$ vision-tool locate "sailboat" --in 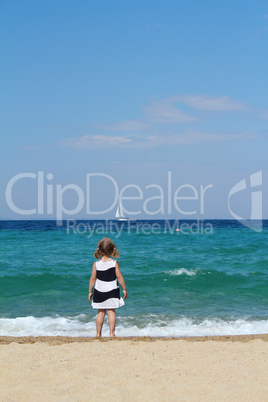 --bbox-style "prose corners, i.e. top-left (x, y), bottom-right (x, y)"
top-left (115, 202), bottom-right (129, 221)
